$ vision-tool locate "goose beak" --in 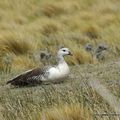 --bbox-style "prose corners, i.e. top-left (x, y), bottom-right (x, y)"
top-left (68, 51), bottom-right (73, 56)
